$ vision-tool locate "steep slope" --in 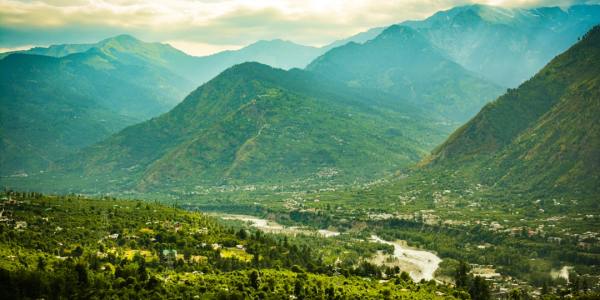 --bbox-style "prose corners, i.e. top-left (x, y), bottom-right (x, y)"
top-left (0, 35), bottom-right (333, 177)
top-left (0, 54), bottom-right (135, 175)
top-left (428, 25), bottom-right (600, 196)
top-left (402, 4), bottom-right (600, 87)
top-left (25, 63), bottom-right (450, 193)
top-left (307, 25), bottom-right (503, 123)
top-left (0, 42), bottom-right (192, 175)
